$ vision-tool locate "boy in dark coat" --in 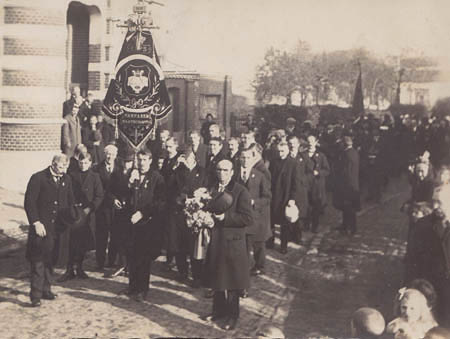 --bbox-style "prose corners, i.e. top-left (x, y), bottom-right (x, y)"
top-left (126, 149), bottom-right (166, 301)
top-left (59, 152), bottom-right (104, 281)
